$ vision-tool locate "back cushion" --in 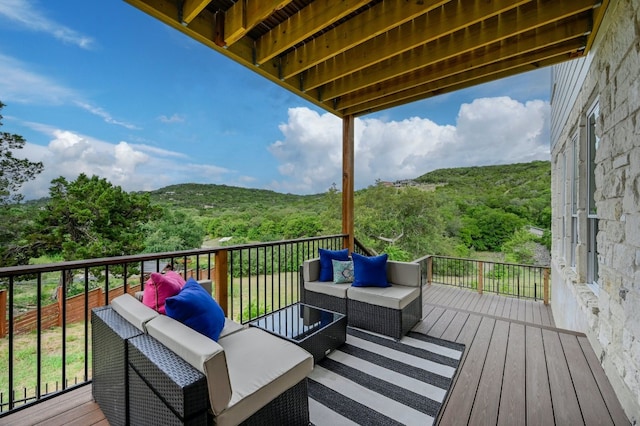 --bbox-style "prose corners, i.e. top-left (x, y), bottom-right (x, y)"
top-left (142, 271), bottom-right (185, 314)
